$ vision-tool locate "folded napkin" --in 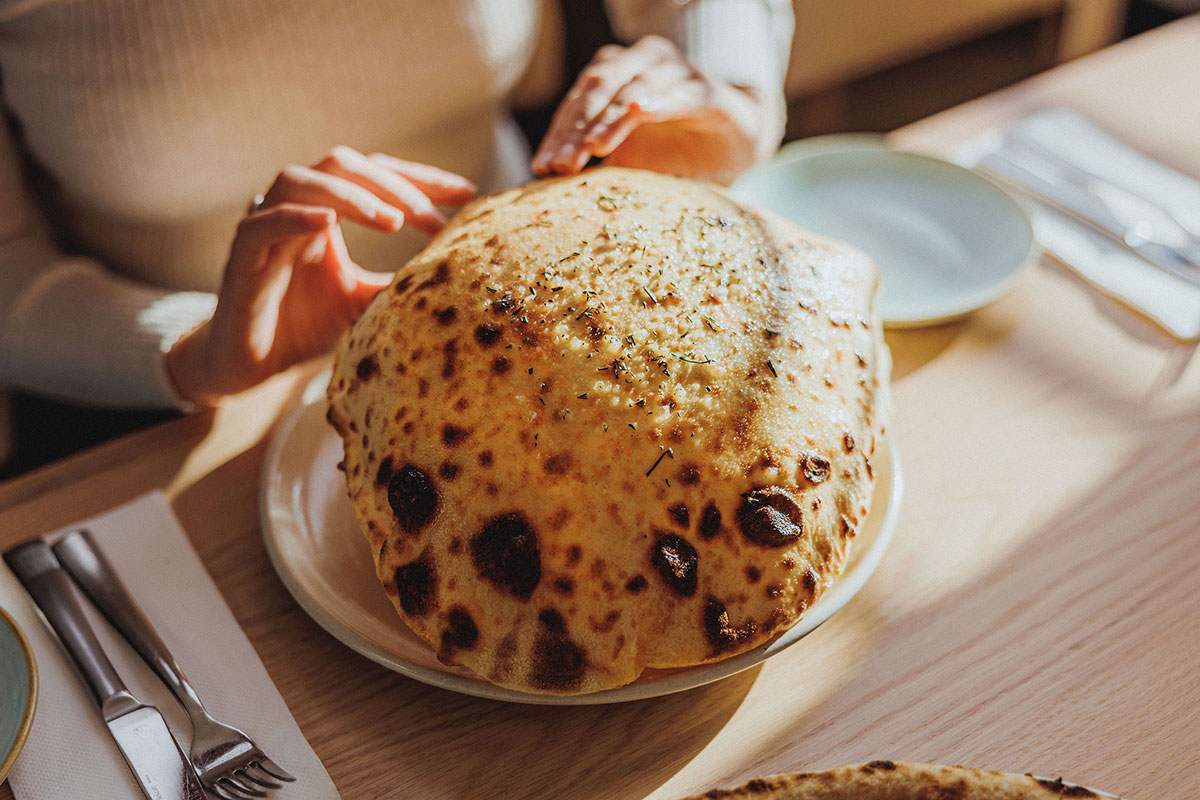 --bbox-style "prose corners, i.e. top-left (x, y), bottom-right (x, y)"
top-left (955, 107), bottom-right (1200, 339)
top-left (0, 492), bottom-right (339, 799)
